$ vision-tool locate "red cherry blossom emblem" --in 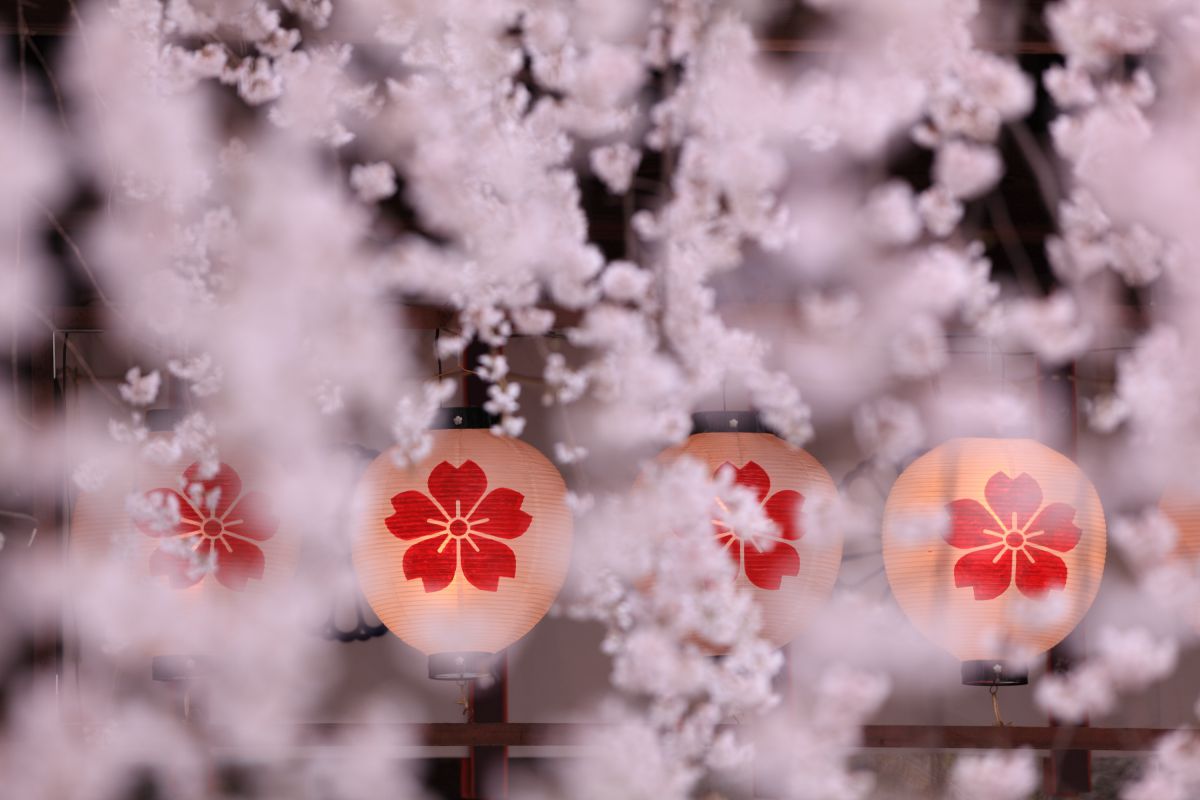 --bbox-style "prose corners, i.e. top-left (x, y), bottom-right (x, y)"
top-left (385, 460), bottom-right (532, 593)
top-left (135, 463), bottom-right (279, 591)
top-left (945, 471), bottom-right (1082, 600)
top-left (712, 461), bottom-right (804, 591)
